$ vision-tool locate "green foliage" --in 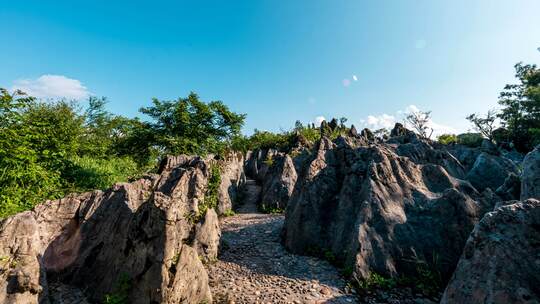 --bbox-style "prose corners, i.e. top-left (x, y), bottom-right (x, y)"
top-left (63, 156), bottom-right (140, 191)
top-left (260, 203), bottom-right (284, 214)
top-left (355, 272), bottom-right (398, 291)
top-left (497, 62), bottom-right (540, 152)
top-left (263, 154), bottom-right (274, 167)
top-left (456, 133), bottom-right (484, 147)
top-left (0, 89), bottom-right (247, 219)
top-left (138, 92), bottom-right (246, 157)
top-left (197, 164), bottom-right (221, 221)
top-left (222, 209), bottom-right (236, 217)
top-left (437, 134), bottom-right (458, 145)
top-left (104, 273), bottom-right (131, 304)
